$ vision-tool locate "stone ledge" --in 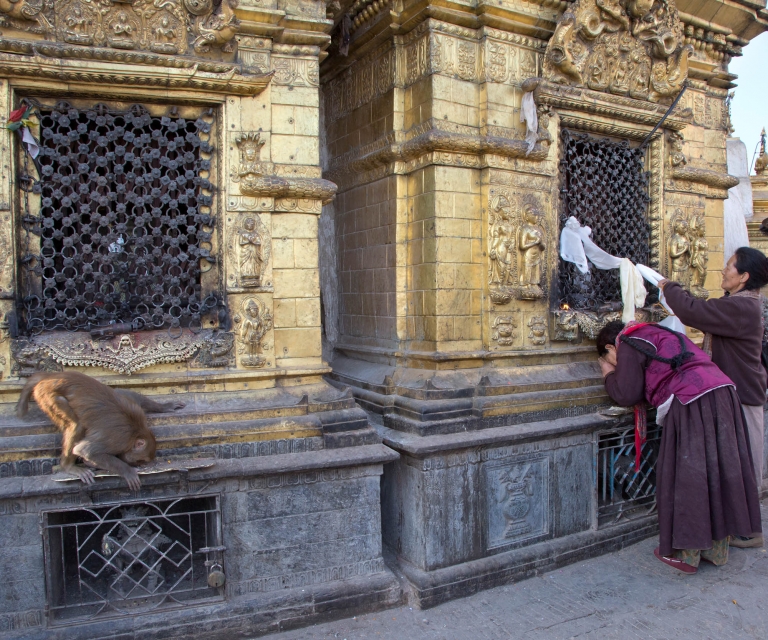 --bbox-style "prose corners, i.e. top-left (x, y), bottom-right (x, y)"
top-left (0, 444), bottom-right (400, 501)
